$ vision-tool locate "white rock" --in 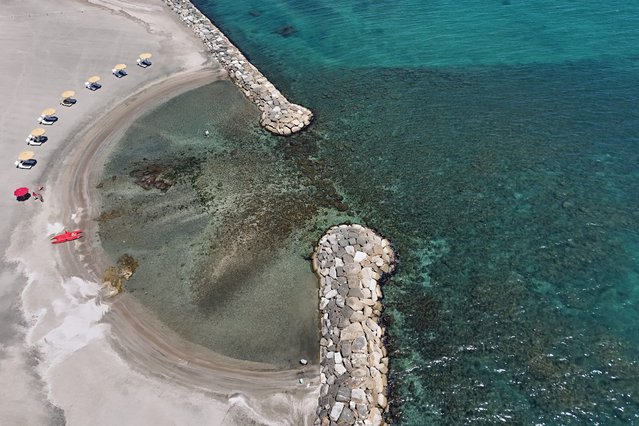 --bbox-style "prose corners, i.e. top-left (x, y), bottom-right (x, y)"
top-left (329, 266), bottom-right (337, 279)
top-left (368, 407), bottom-right (383, 426)
top-left (345, 245), bottom-right (355, 255)
top-left (372, 372), bottom-right (384, 395)
top-left (377, 393), bottom-right (388, 409)
top-left (361, 267), bottom-right (373, 279)
top-left (351, 388), bottom-right (367, 403)
top-left (350, 353), bottom-right (368, 368)
top-left (325, 289), bottom-right (338, 299)
top-left (335, 257), bottom-right (344, 267)
top-left (334, 363), bottom-right (347, 376)
top-left (334, 351), bottom-right (343, 364)
top-left (351, 368), bottom-right (368, 379)
top-left (353, 251), bottom-right (368, 263)
top-left (367, 278), bottom-right (377, 292)
top-left (346, 297), bottom-right (364, 311)
top-left (330, 402), bottom-right (345, 422)
top-left (350, 311), bottom-right (367, 323)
